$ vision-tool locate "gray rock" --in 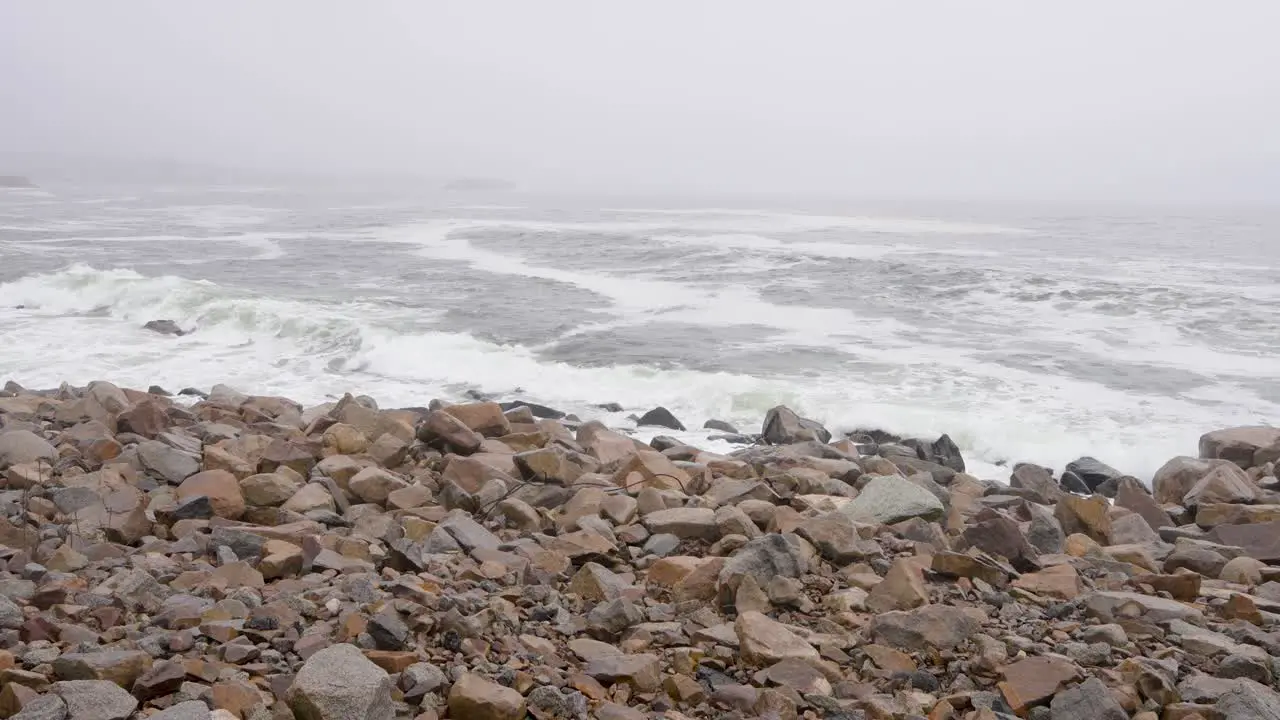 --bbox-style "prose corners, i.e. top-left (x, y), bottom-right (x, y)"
top-left (717, 533), bottom-right (808, 609)
top-left (10, 695), bottom-right (68, 720)
top-left (1065, 456), bottom-right (1124, 492)
top-left (439, 513), bottom-right (500, 551)
top-left (637, 407), bottom-right (685, 431)
top-left (1216, 677), bottom-right (1280, 719)
top-left (137, 440), bottom-right (200, 485)
top-left (1049, 678), bottom-right (1126, 720)
top-left (1027, 503), bottom-right (1066, 555)
top-left (288, 643), bottom-right (393, 720)
top-left (0, 593), bottom-right (24, 629)
top-left (761, 406), bottom-right (830, 445)
top-left (0, 429), bottom-right (56, 470)
top-left (51, 680), bottom-right (138, 720)
top-left (704, 419), bottom-right (739, 434)
top-left (400, 663), bottom-right (447, 701)
top-left (147, 701), bottom-right (212, 720)
top-left (841, 475), bottom-right (944, 525)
